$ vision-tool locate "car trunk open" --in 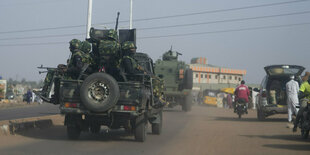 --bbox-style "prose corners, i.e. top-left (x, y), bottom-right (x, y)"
top-left (264, 65), bottom-right (305, 76)
top-left (266, 75), bottom-right (302, 106)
